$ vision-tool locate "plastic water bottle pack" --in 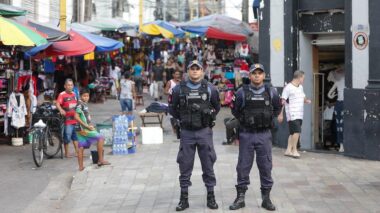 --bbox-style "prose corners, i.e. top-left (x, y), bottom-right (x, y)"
top-left (112, 115), bottom-right (135, 155)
